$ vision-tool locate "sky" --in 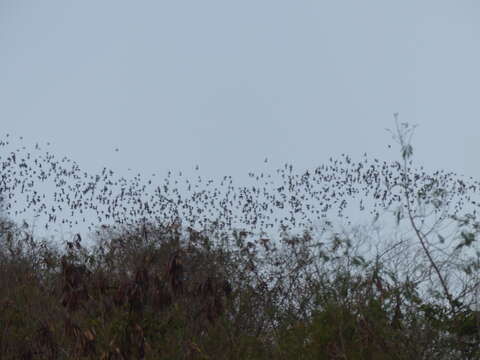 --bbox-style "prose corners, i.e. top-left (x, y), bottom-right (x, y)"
top-left (1, 1), bottom-right (480, 242)
top-left (1, 0), bottom-right (479, 179)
